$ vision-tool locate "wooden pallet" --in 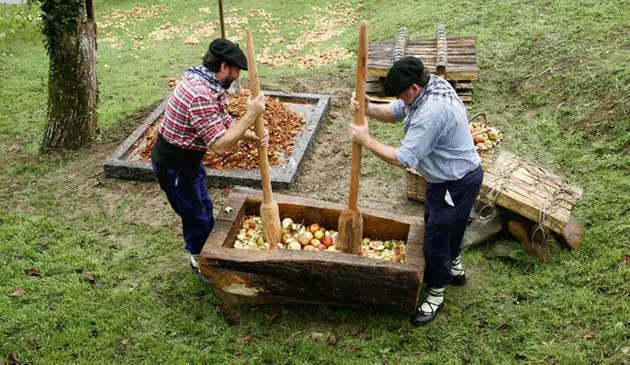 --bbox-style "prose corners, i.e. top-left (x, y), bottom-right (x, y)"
top-left (481, 150), bottom-right (583, 234)
top-left (367, 25), bottom-right (479, 104)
